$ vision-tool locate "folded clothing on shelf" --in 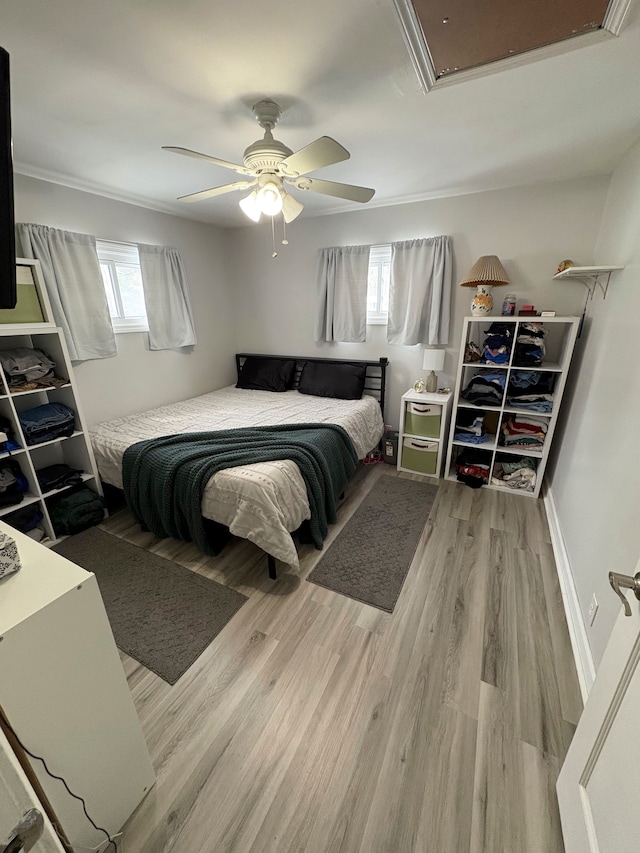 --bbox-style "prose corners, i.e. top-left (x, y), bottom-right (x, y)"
top-left (0, 460), bottom-right (29, 507)
top-left (0, 347), bottom-right (57, 386)
top-left (491, 457), bottom-right (537, 492)
top-left (454, 408), bottom-right (487, 444)
top-left (455, 447), bottom-right (491, 488)
top-left (5, 503), bottom-right (43, 533)
top-left (500, 414), bottom-right (548, 450)
top-left (461, 371), bottom-right (506, 407)
top-left (0, 414), bottom-right (21, 453)
top-left (36, 463), bottom-right (84, 493)
top-left (482, 322), bottom-right (514, 365)
top-left (48, 486), bottom-right (105, 536)
top-left (18, 402), bottom-right (76, 446)
top-left (507, 371), bottom-right (555, 413)
top-left (513, 322), bottom-right (547, 366)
